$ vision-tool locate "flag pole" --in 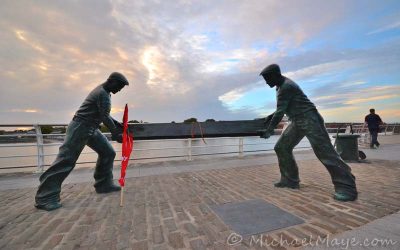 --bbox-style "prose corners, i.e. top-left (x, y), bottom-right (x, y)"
top-left (120, 187), bottom-right (124, 207)
top-left (119, 104), bottom-right (133, 208)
